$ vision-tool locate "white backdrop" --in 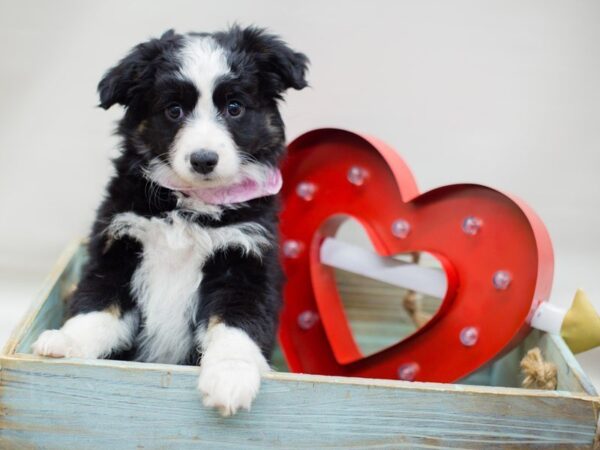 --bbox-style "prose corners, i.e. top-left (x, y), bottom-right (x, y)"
top-left (1, 0), bottom-right (599, 383)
